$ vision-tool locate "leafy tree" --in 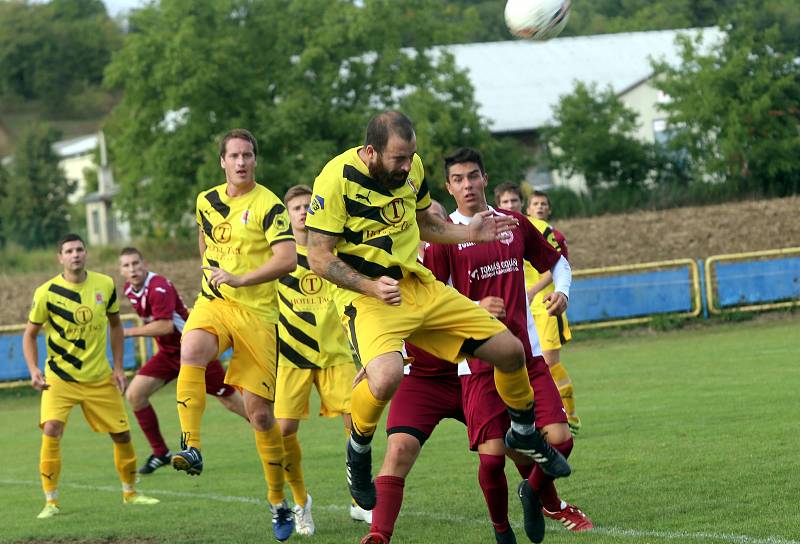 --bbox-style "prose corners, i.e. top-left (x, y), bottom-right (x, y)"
top-left (0, 124), bottom-right (74, 248)
top-left (543, 82), bottom-right (654, 192)
top-left (0, 0), bottom-right (122, 111)
top-left (652, 18), bottom-right (800, 196)
top-left (104, 0), bottom-right (531, 235)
